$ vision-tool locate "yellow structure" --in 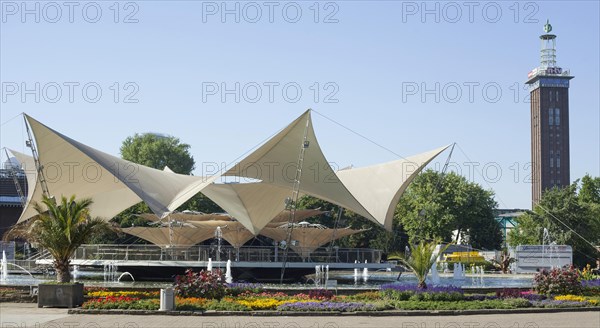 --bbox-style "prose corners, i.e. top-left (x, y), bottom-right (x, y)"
top-left (443, 251), bottom-right (485, 264)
